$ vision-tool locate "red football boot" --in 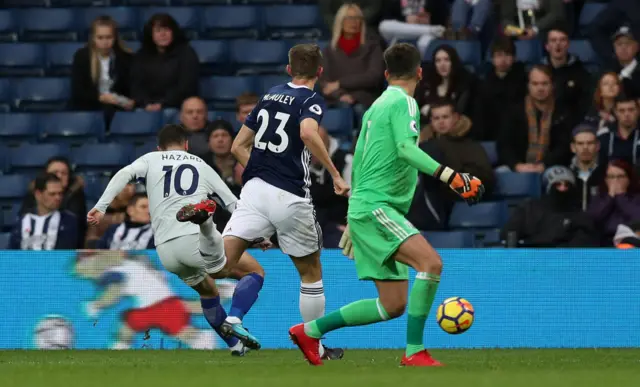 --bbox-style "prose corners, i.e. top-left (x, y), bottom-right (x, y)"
top-left (176, 199), bottom-right (217, 225)
top-left (289, 323), bottom-right (323, 366)
top-left (400, 350), bottom-right (444, 367)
